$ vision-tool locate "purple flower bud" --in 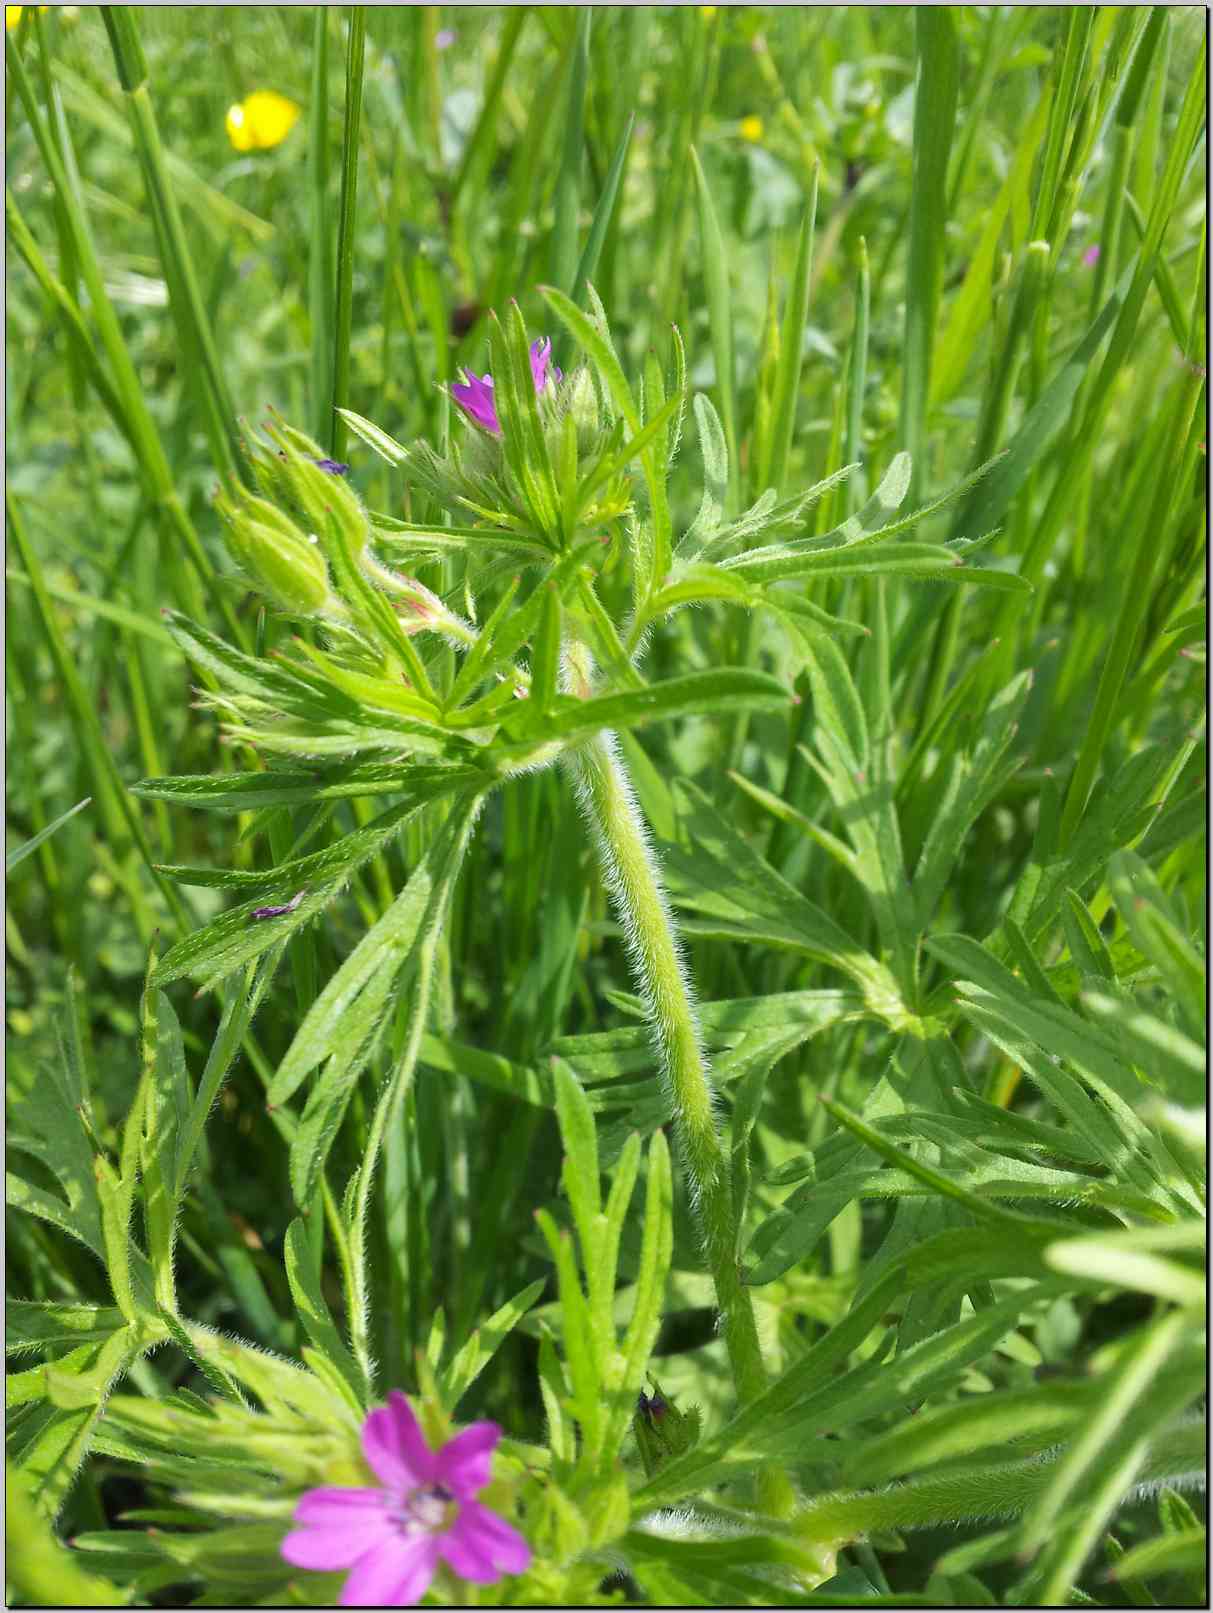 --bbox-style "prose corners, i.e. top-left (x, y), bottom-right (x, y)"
top-left (450, 371), bottom-right (501, 435)
top-left (451, 336), bottom-right (560, 435)
top-left (528, 336), bottom-right (562, 392)
top-left (637, 1390), bottom-right (668, 1422)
